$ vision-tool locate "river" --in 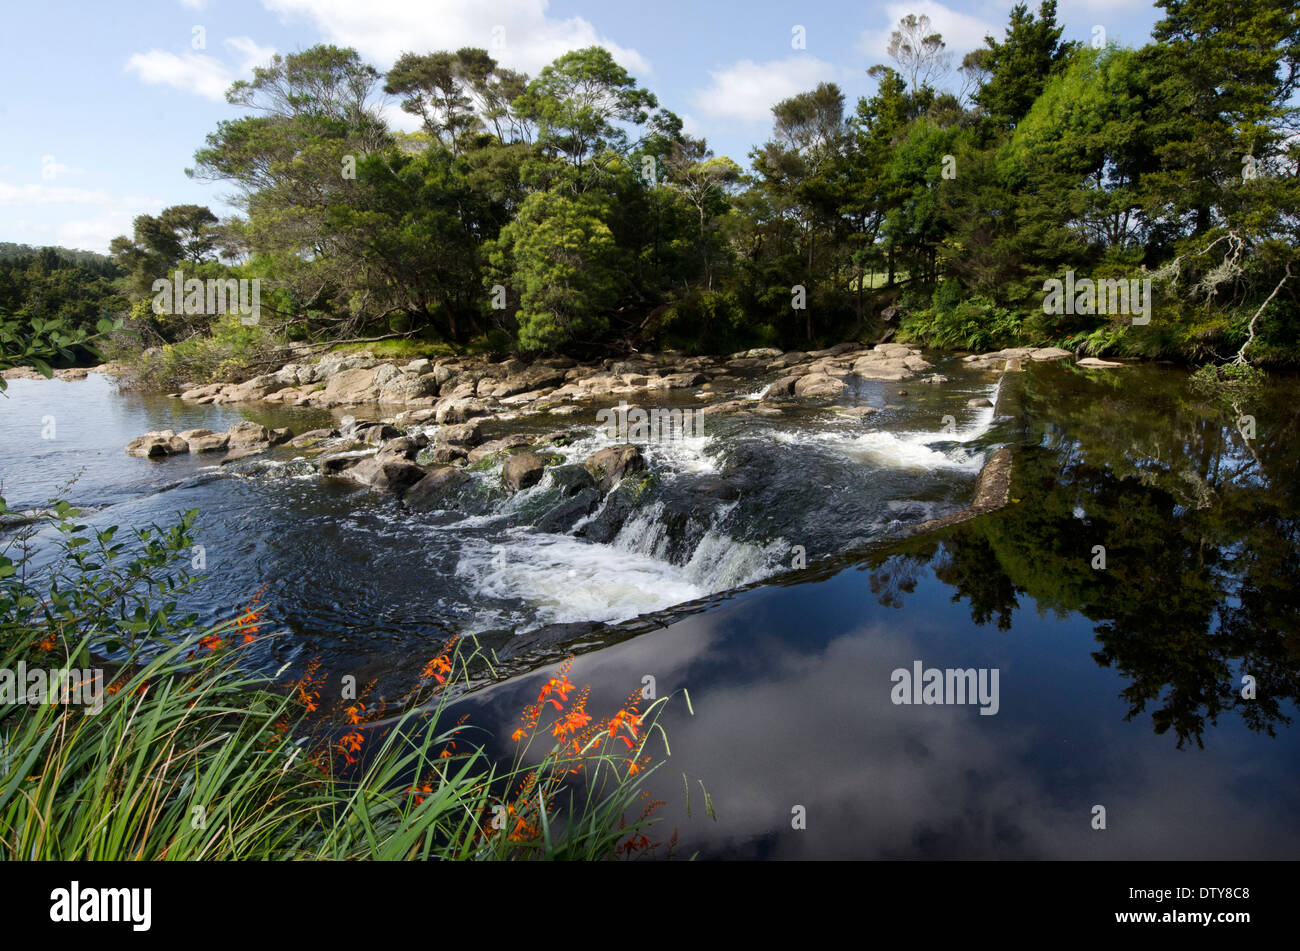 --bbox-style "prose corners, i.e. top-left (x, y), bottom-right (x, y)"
top-left (2, 356), bottom-right (1297, 858)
